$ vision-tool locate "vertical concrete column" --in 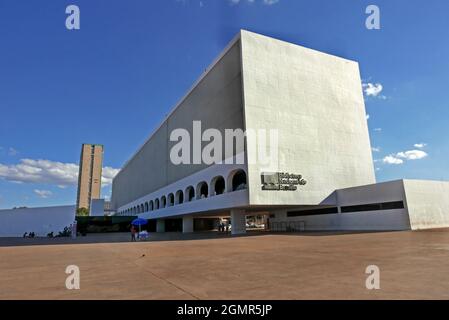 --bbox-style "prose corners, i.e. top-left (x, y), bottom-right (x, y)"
top-left (231, 209), bottom-right (246, 235)
top-left (209, 183), bottom-right (215, 197)
top-left (156, 219), bottom-right (165, 233)
top-left (182, 216), bottom-right (194, 233)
